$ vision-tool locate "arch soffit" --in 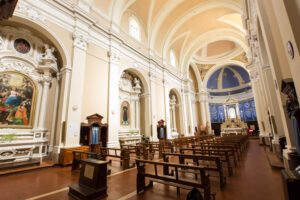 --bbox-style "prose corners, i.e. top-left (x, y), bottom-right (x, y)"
top-left (169, 88), bottom-right (182, 103)
top-left (202, 61), bottom-right (248, 92)
top-left (119, 67), bottom-right (149, 94)
top-left (11, 16), bottom-right (70, 68)
top-left (181, 28), bottom-right (249, 74)
top-left (159, 0), bottom-right (242, 56)
top-left (190, 62), bottom-right (203, 89)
